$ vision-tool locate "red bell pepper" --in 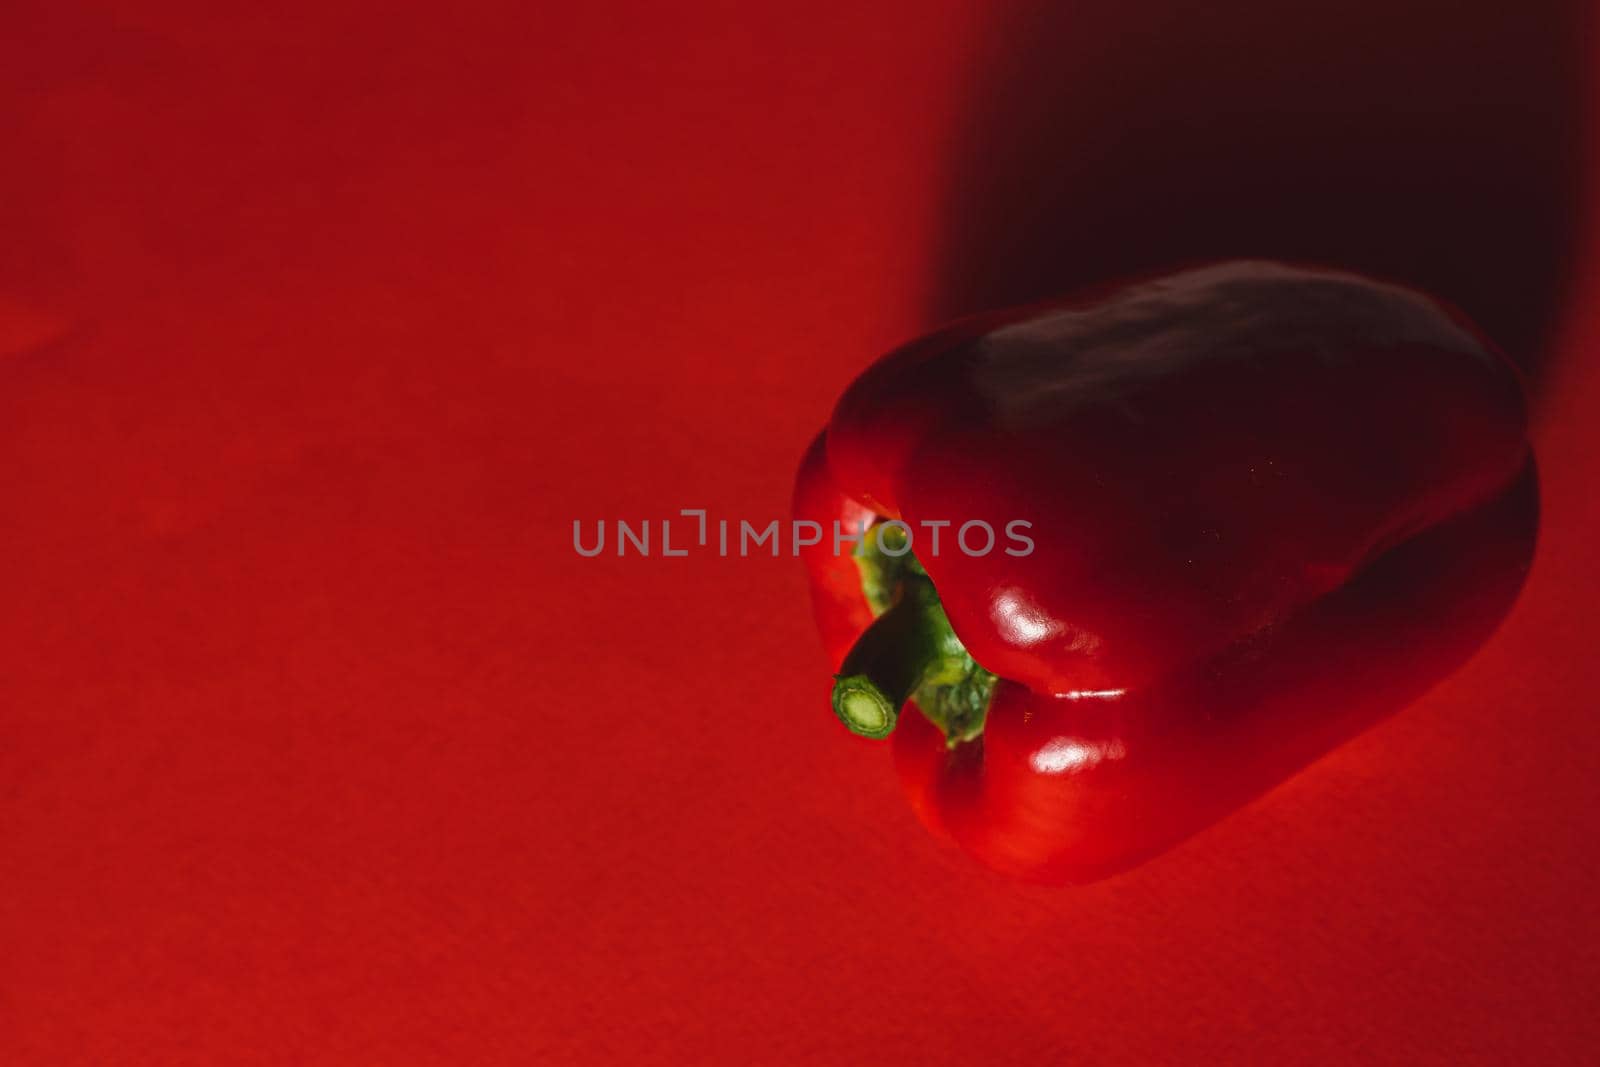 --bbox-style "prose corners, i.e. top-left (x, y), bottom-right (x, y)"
top-left (795, 261), bottom-right (1536, 883)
